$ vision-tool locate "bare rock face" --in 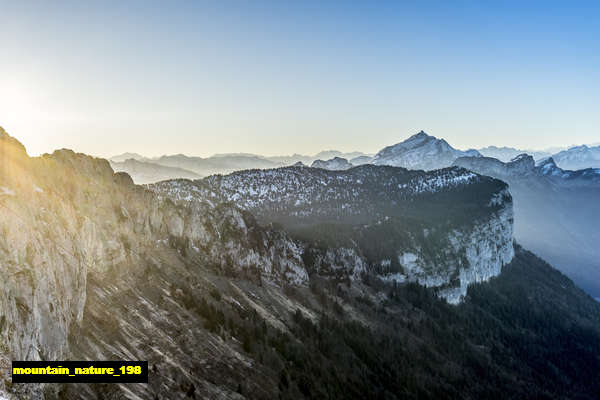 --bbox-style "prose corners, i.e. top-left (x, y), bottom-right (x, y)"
top-left (440, 197), bottom-right (514, 303)
top-left (0, 128), bottom-right (310, 396)
top-left (0, 167), bottom-right (123, 364)
top-left (372, 188), bottom-right (514, 304)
